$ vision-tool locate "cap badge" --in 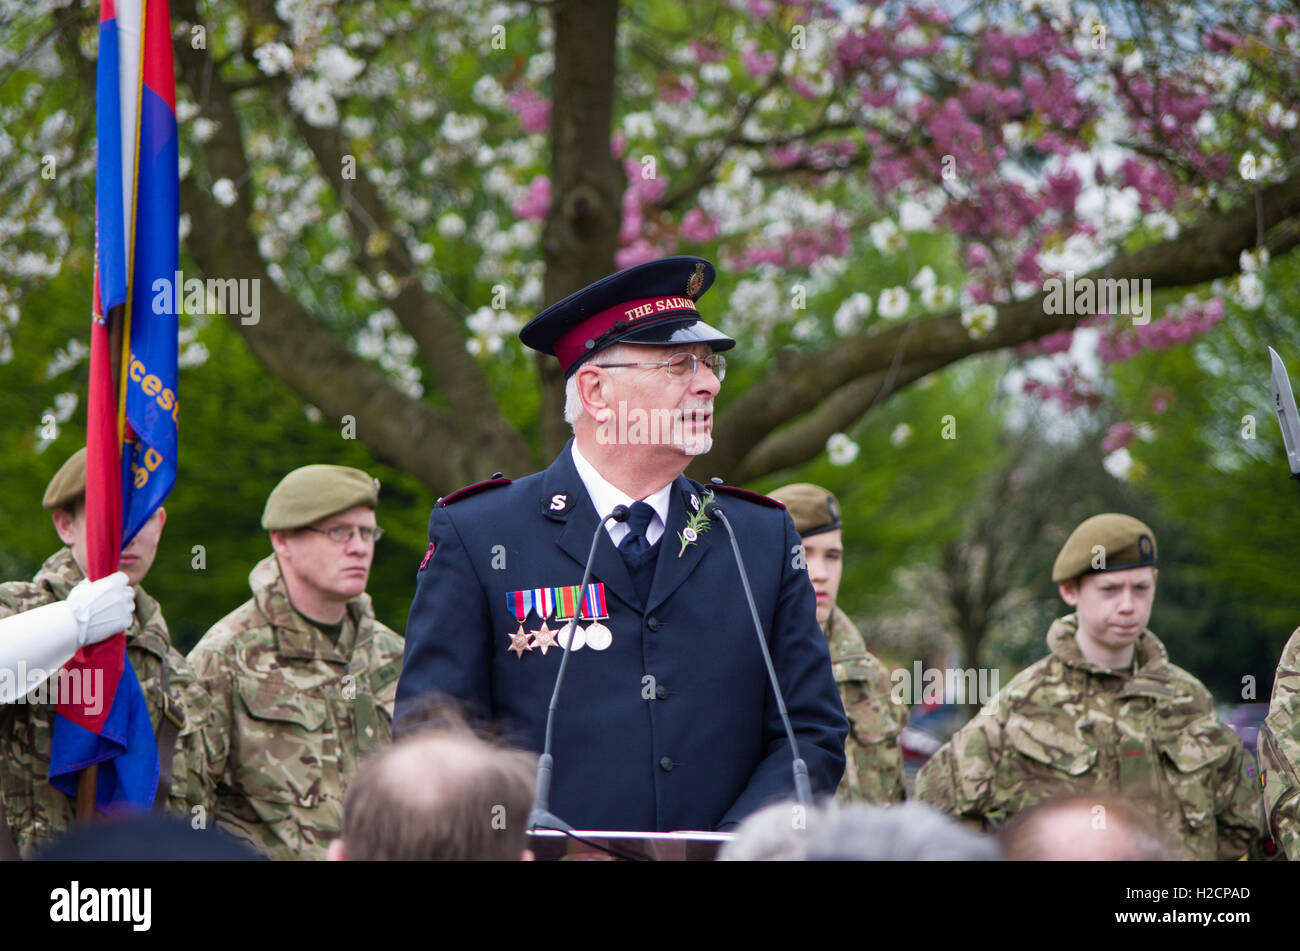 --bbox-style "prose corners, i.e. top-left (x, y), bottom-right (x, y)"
top-left (827, 496), bottom-right (840, 522)
top-left (1139, 535), bottom-right (1153, 558)
top-left (686, 262), bottom-right (705, 299)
